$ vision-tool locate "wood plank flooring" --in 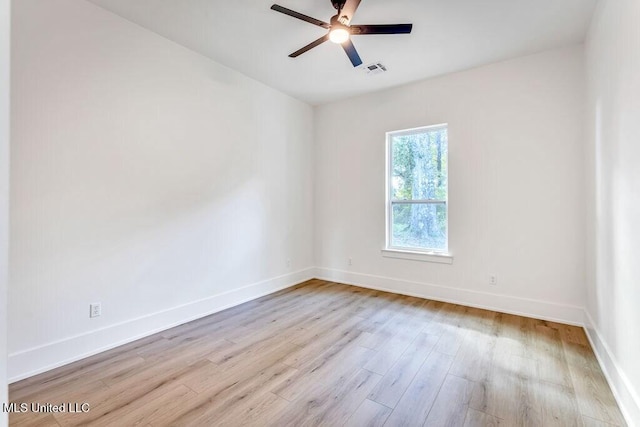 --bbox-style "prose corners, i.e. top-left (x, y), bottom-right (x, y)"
top-left (8, 280), bottom-right (626, 426)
